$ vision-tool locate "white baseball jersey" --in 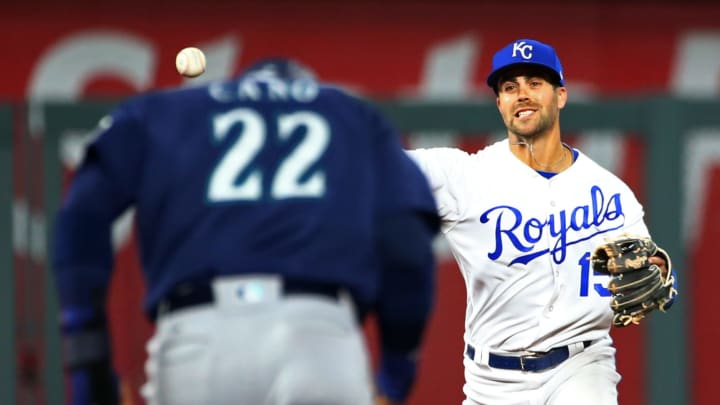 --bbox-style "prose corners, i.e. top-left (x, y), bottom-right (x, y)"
top-left (408, 139), bottom-right (650, 354)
